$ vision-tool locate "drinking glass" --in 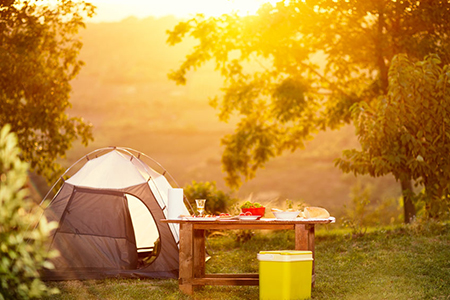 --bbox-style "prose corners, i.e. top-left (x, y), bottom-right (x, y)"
top-left (195, 199), bottom-right (206, 217)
